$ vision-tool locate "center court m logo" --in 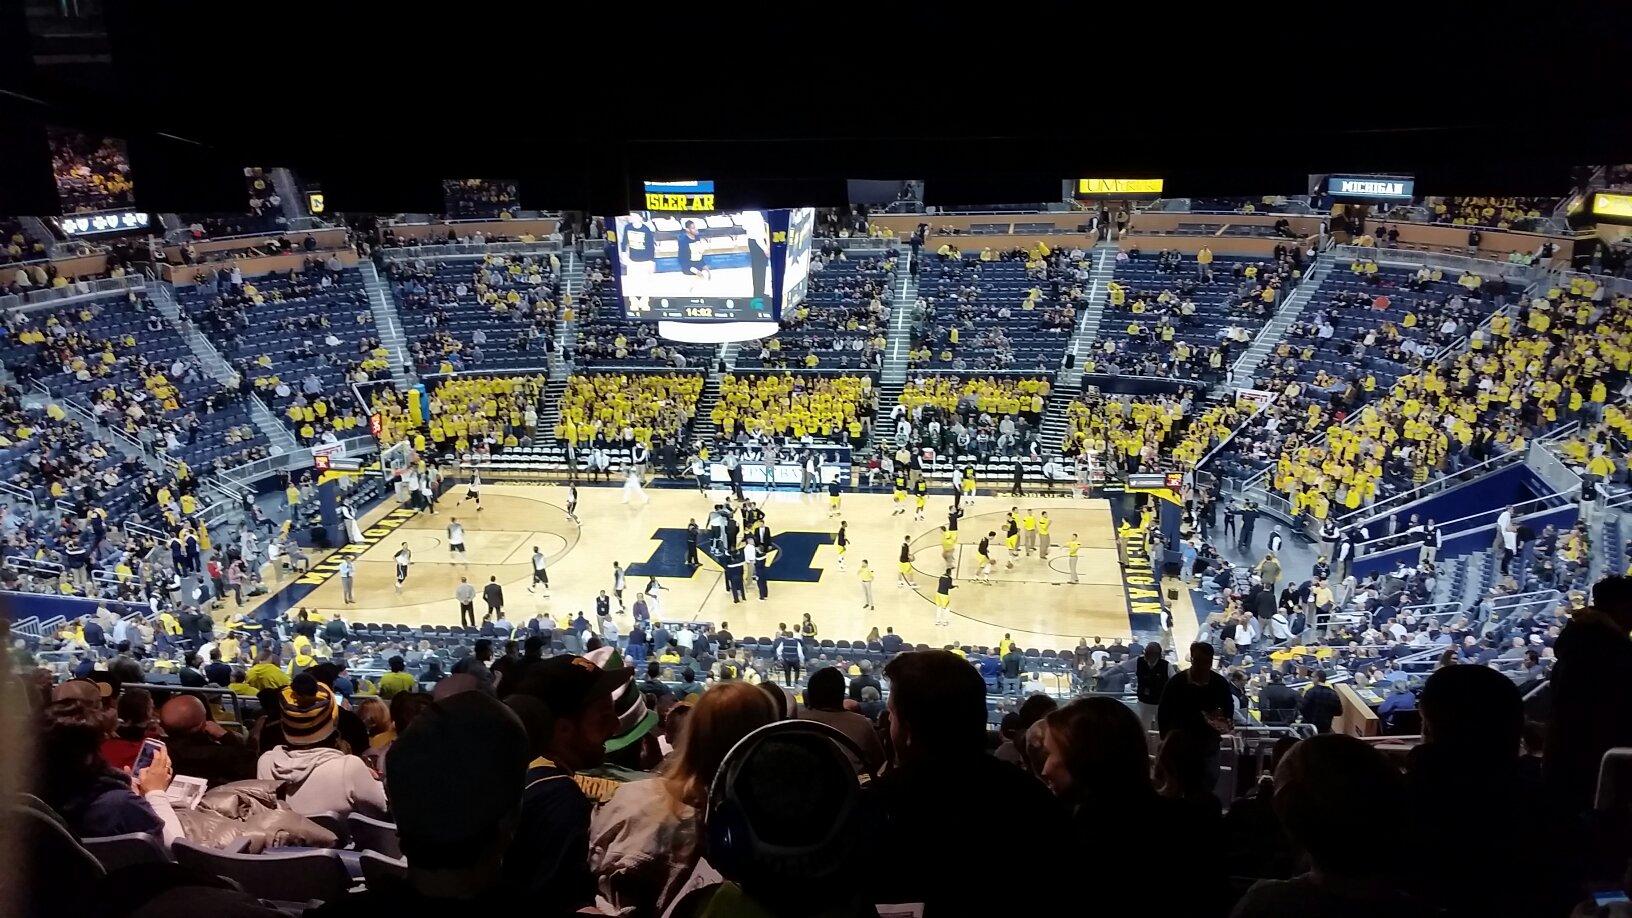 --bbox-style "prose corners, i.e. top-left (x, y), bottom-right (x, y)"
top-left (626, 529), bottom-right (833, 582)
